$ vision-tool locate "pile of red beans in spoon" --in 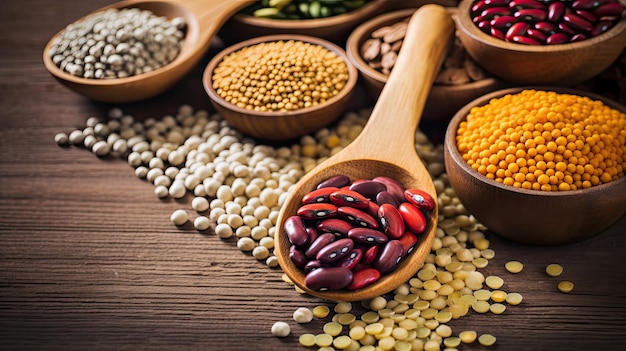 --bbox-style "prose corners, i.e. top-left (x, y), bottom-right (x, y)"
top-left (284, 175), bottom-right (435, 292)
top-left (470, 0), bottom-right (626, 45)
